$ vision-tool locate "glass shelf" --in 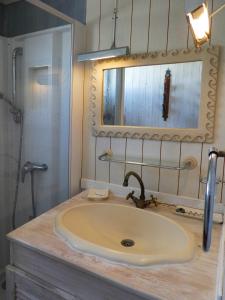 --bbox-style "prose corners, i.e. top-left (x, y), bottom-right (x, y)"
top-left (98, 152), bottom-right (197, 171)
